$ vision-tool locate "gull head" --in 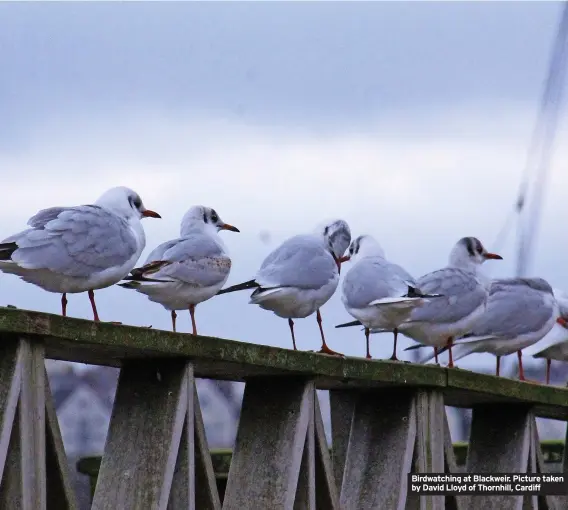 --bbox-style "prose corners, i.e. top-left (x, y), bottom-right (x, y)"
top-left (342, 235), bottom-right (386, 264)
top-left (448, 236), bottom-right (502, 270)
top-left (95, 186), bottom-right (161, 221)
top-left (314, 219), bottom-right (351, 272)
top-left (180, 205), bottom-right (240, 236)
